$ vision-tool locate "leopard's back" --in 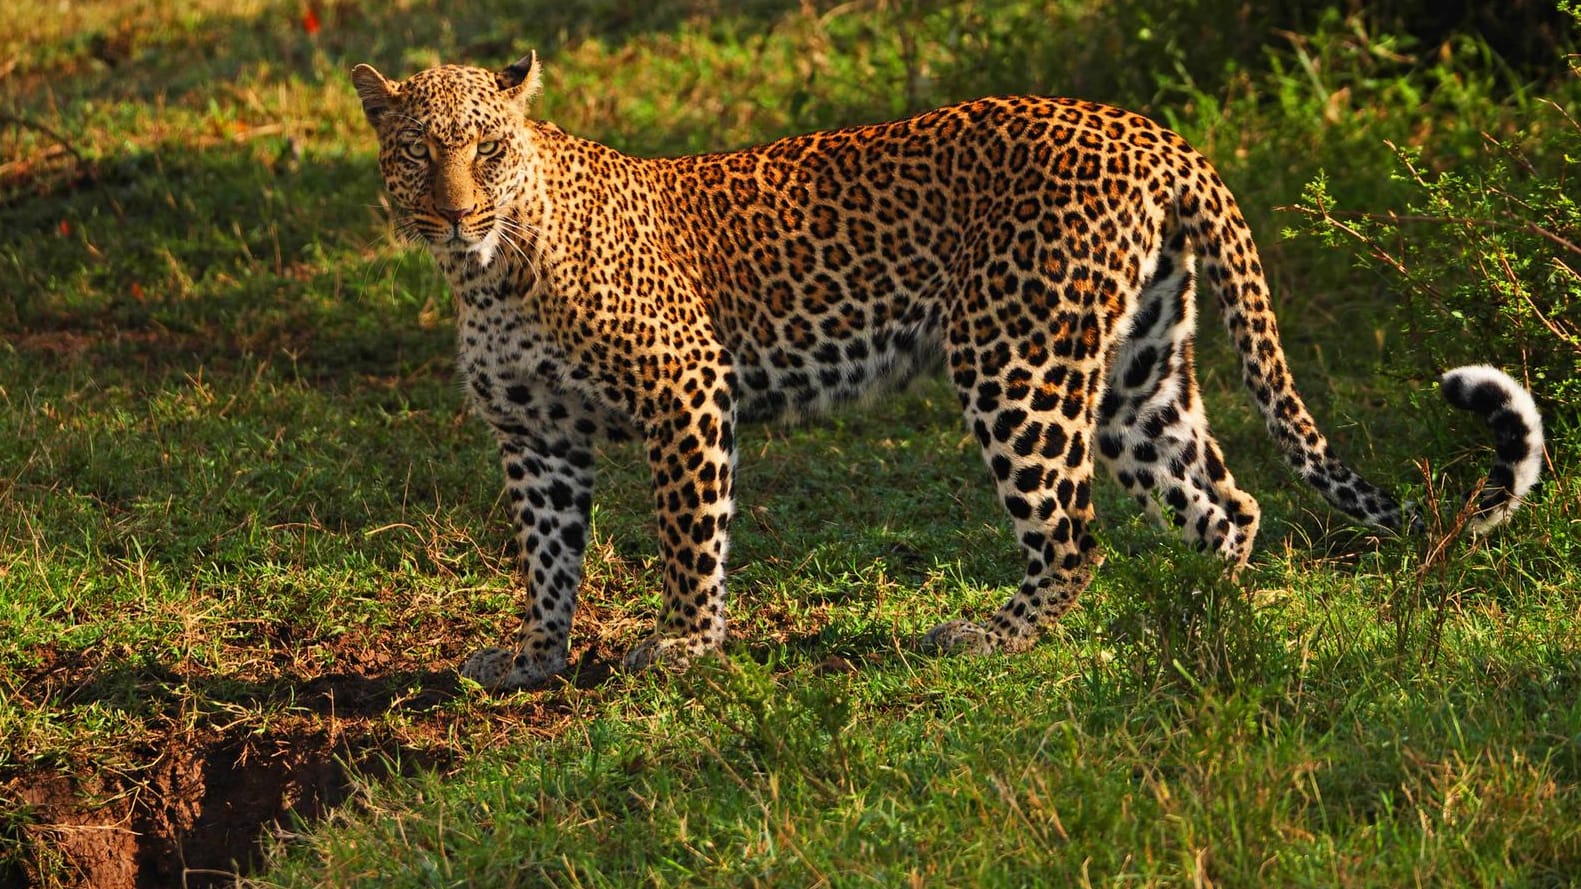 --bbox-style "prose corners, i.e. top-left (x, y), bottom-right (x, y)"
top-left (640, 97), bottom-right (1196, 421)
